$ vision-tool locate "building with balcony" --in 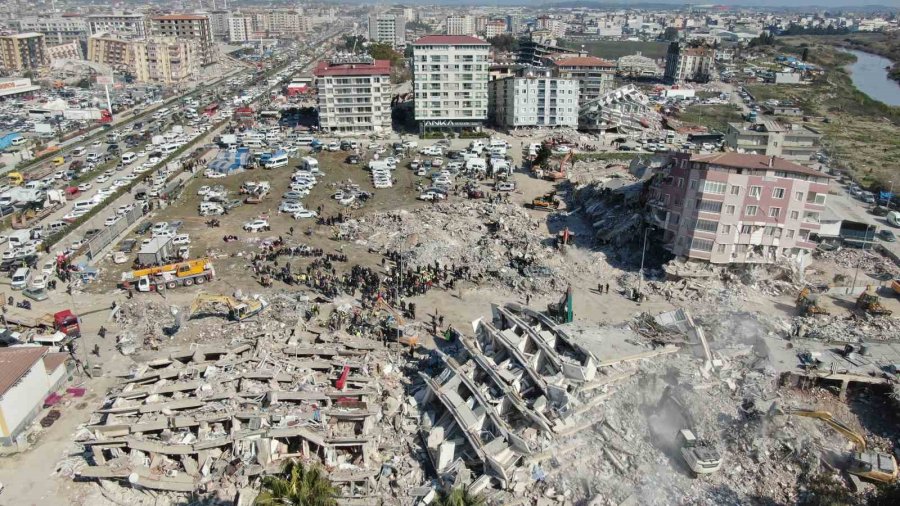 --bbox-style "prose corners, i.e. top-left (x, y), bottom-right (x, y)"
top-left (86, 13), bottom-right (147, 38)
top-left (552, 56), bottom-right (617, 105)
top-left (664, 42), bottom-right (715, 83)
top-left (228, 16), bottom-right (254, 43)
top-left (87, 33), bottom-right (132, 71)
top-left (149, 14), bottom-right (215, 66)
top-left (0, 33), bottom-right (48, 71)
top-left (15, 17), bottom-right (88, 45)
top-left (725, 121), bottom-right (821, 164)
top-left (488, 66), bottom-right (578, 128)
top-left (446, 15), bottom-right (476, 36)
top-left (413, 35), bottom-right (490, 133)
top-left (47, 41), bottom-right (83, 63)
top-left (647, 153), bottom-right (831, 265)
top-left (368, 13), bottom-right (406, 48)
top-left (314, 56), bottom-right (392, 134)
top-left (132, 37), bottom-right (200, 85)
top-left (484, 20), bottom-right (507, 39)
